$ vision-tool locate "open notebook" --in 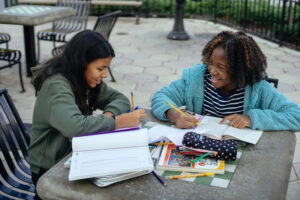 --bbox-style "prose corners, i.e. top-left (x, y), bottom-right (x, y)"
top-left (148, 116), bottom-right (262, 145)
top-left (69, 128), bottom-right (153, 181)
top-left (198, 116), bottom-right (263, 144)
